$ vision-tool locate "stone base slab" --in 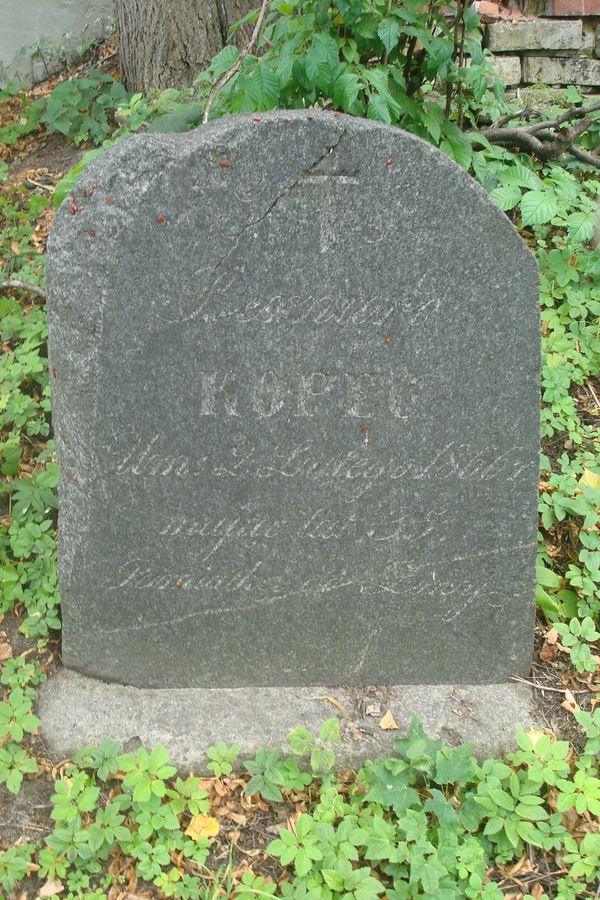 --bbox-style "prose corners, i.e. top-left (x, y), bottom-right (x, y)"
top-left (39, 671), bottom-right (535, 771)
top-left (522, 54), bottom-right (600, 84)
